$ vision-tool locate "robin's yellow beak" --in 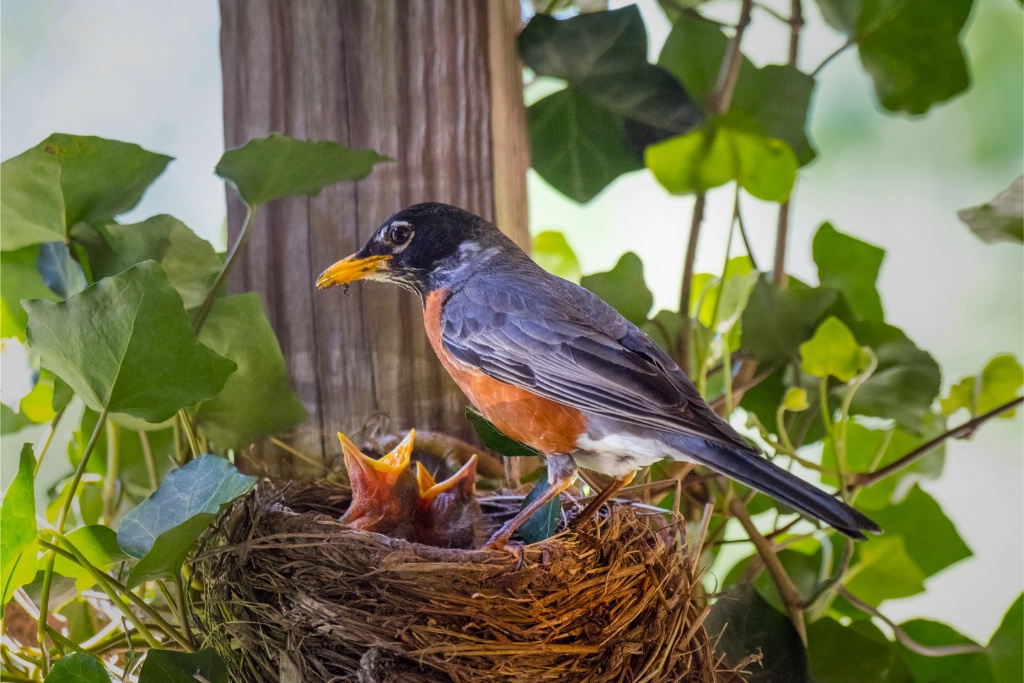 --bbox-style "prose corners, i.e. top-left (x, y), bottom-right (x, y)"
top-left (316, 253), bottom-right (392, 289)
top-left (416, 454), bottom-right (478, 506)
